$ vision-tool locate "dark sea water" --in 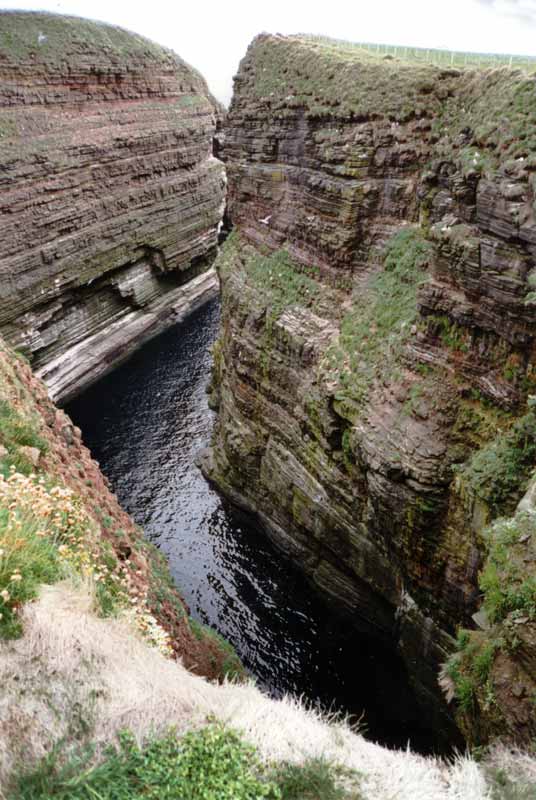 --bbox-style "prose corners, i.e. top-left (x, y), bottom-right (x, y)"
top-left (66, 297), bottom-right (452, 755)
